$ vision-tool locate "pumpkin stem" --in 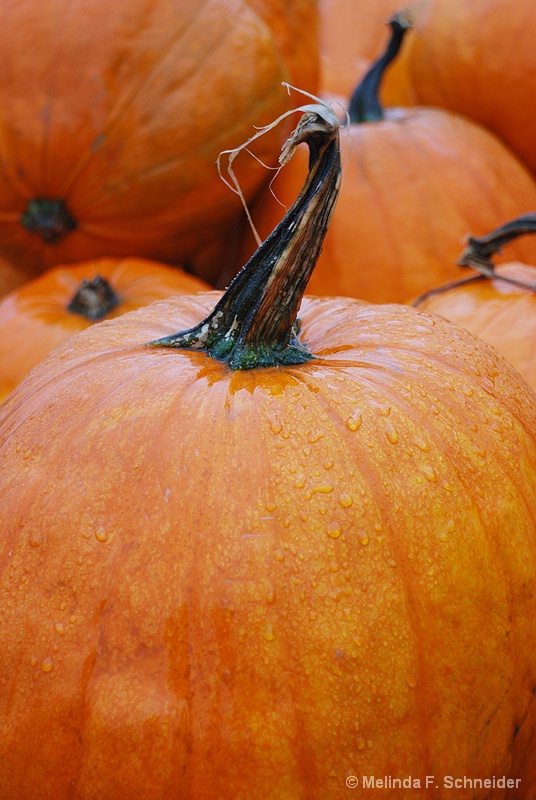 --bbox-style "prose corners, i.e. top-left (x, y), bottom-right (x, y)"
top-left (21, 198), bottom-right (77, 243)
top-left (67, 275), bottom-right (120, 321)
top-left (457, 212), bottom-right (536, 291)
top-left (413, 212), bottom-right (536, 306)
top-left (348, 12), bottom-right (412, 124)
top-left (146, 103), bottom-right (341, 370)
